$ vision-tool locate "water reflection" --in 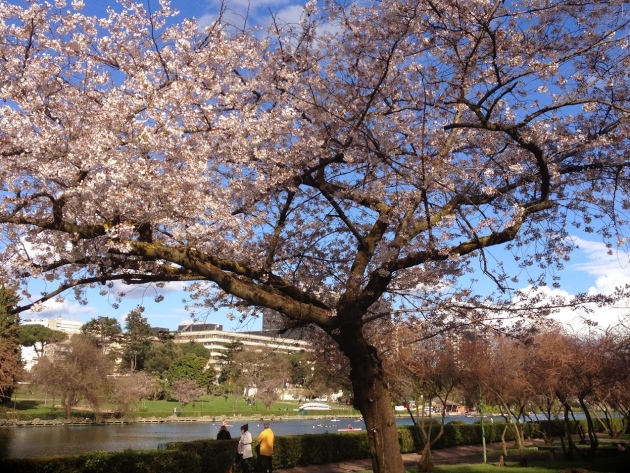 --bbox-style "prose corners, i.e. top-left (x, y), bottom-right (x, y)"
top-left (1, 416), bottom-right (481, 459)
